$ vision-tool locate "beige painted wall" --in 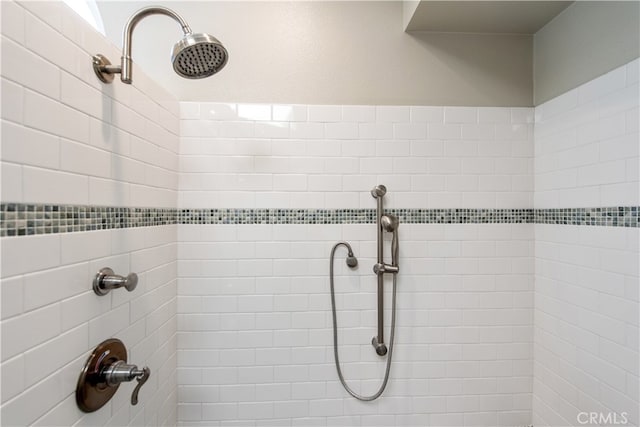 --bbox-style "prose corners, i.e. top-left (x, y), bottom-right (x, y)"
top-left (534, 1), bottom-right (640, 105)
top-left (97, 1), bottom-right (533, 106)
